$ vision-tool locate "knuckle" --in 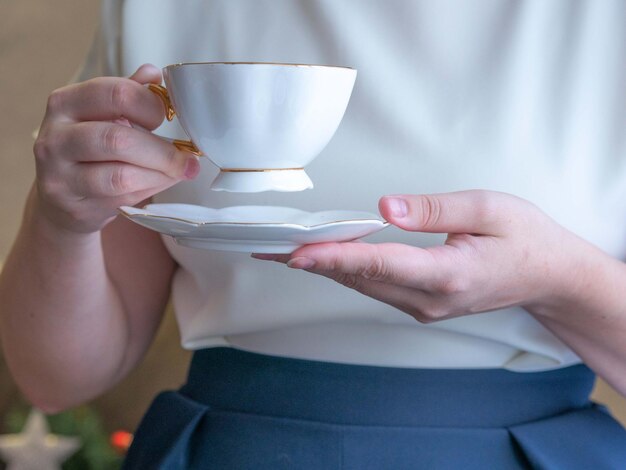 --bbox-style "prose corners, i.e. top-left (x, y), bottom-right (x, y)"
top-left (37, 174), bottom-right (63, 199)
top-left (434, 277), bottom-right (467, 296)
top-left (45, 88), bottom-right (66, 114)
top-left (65, 204), bottom-right (88, 225)
top-left (33, 135), bottom-right (54, 161)
top-left (417, 315), bottom-right (436, 324)
top-left (110, 81), bottom-right (133, 117)
top-left (412, 304), bottom-right (447, 323)
top-left (102, 125), bottom-right (132, 155)
top-left (109, 166), bottom-right (134, 194)
top-left (358, 253), bottom-right (387, 281)
top-left (418, 194), bottom-right (443, 230)
top-left (410, 311), bottom-right (433, 324)
top-left (335, 273), bottom-right (362, 290)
